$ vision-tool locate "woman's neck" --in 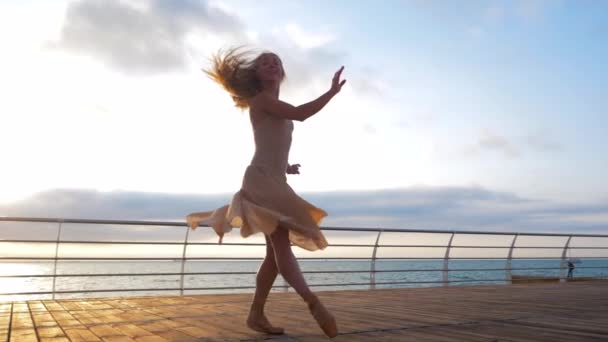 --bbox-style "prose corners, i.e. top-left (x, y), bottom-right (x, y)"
top-left (260, 80), bottom-right (280, 98)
